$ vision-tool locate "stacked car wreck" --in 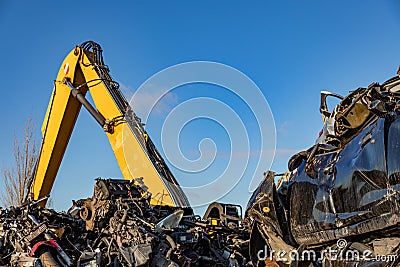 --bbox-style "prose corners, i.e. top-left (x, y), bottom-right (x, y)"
top-left (247, 70), bottom-right (400, 266)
